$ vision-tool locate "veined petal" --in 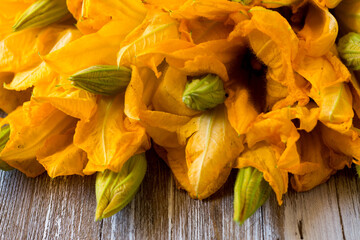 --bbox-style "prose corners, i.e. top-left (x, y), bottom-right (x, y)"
top-left (291, 127), bottom-right (351, 192)
top-left (0, 101), bottom-right (77, 177)
top-left (117, 10), bottom-right (180, 68)
top-left (246, 105), bottom-right (320, 175)
top-left (0, 28), bottom-right (42, 72)
top-left (225, 81), bottom-right (258, 135)
top-left (74, 93), bottom-right (150, 174)
top-left (33, 75), bottom-right (98, 121)
top-left (37, 128), bottom-right (87, 178)
top-left (44, 19), bottom-right (139, 75)
top-left (68, 0), bottom-right (146, 34)
top-left (186, 105), bottom-right (244, 199)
